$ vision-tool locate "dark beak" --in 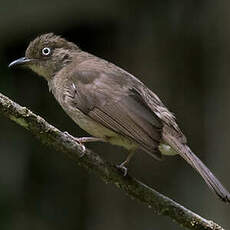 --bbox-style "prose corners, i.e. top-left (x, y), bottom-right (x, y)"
top-left (8, 57), bottom-right (32, 68)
